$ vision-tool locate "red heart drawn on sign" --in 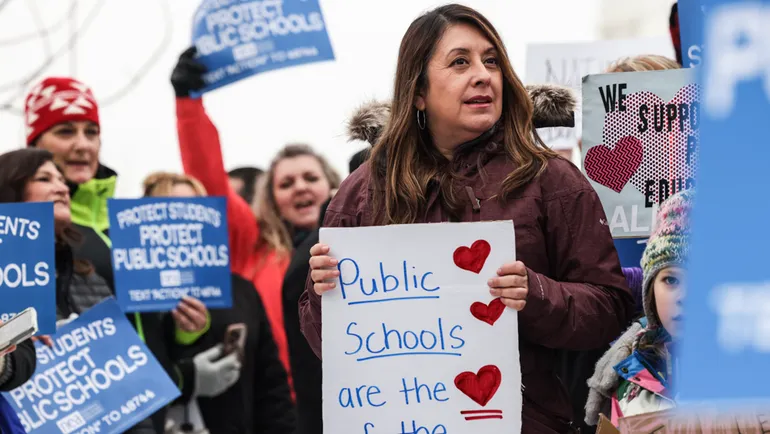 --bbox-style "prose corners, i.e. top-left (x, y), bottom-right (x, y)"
top-left (470, 298), bottom-right (505, 326)
top-left (454, 365), bottom-right (502, 407)
top-left (584, 136), bottom-right (644, 193)
top-left (597, 86), bottom-right (700, 205)
top-left (453, 240), bottom-right (491, 274)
